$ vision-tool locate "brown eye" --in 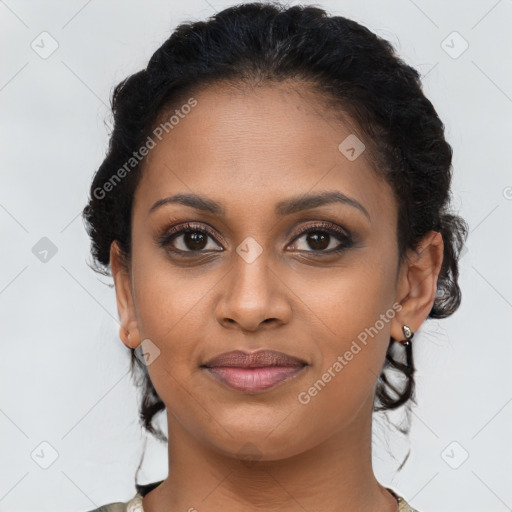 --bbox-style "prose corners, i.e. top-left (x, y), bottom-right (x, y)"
top-left (180, 231), bottom-right (209, 251)
top-left (159, 223), bottom-right (223, 254)
top-left (288, 223), bottom-right (353, 254)
top-left (308, 232), bottom-right (331, 250)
